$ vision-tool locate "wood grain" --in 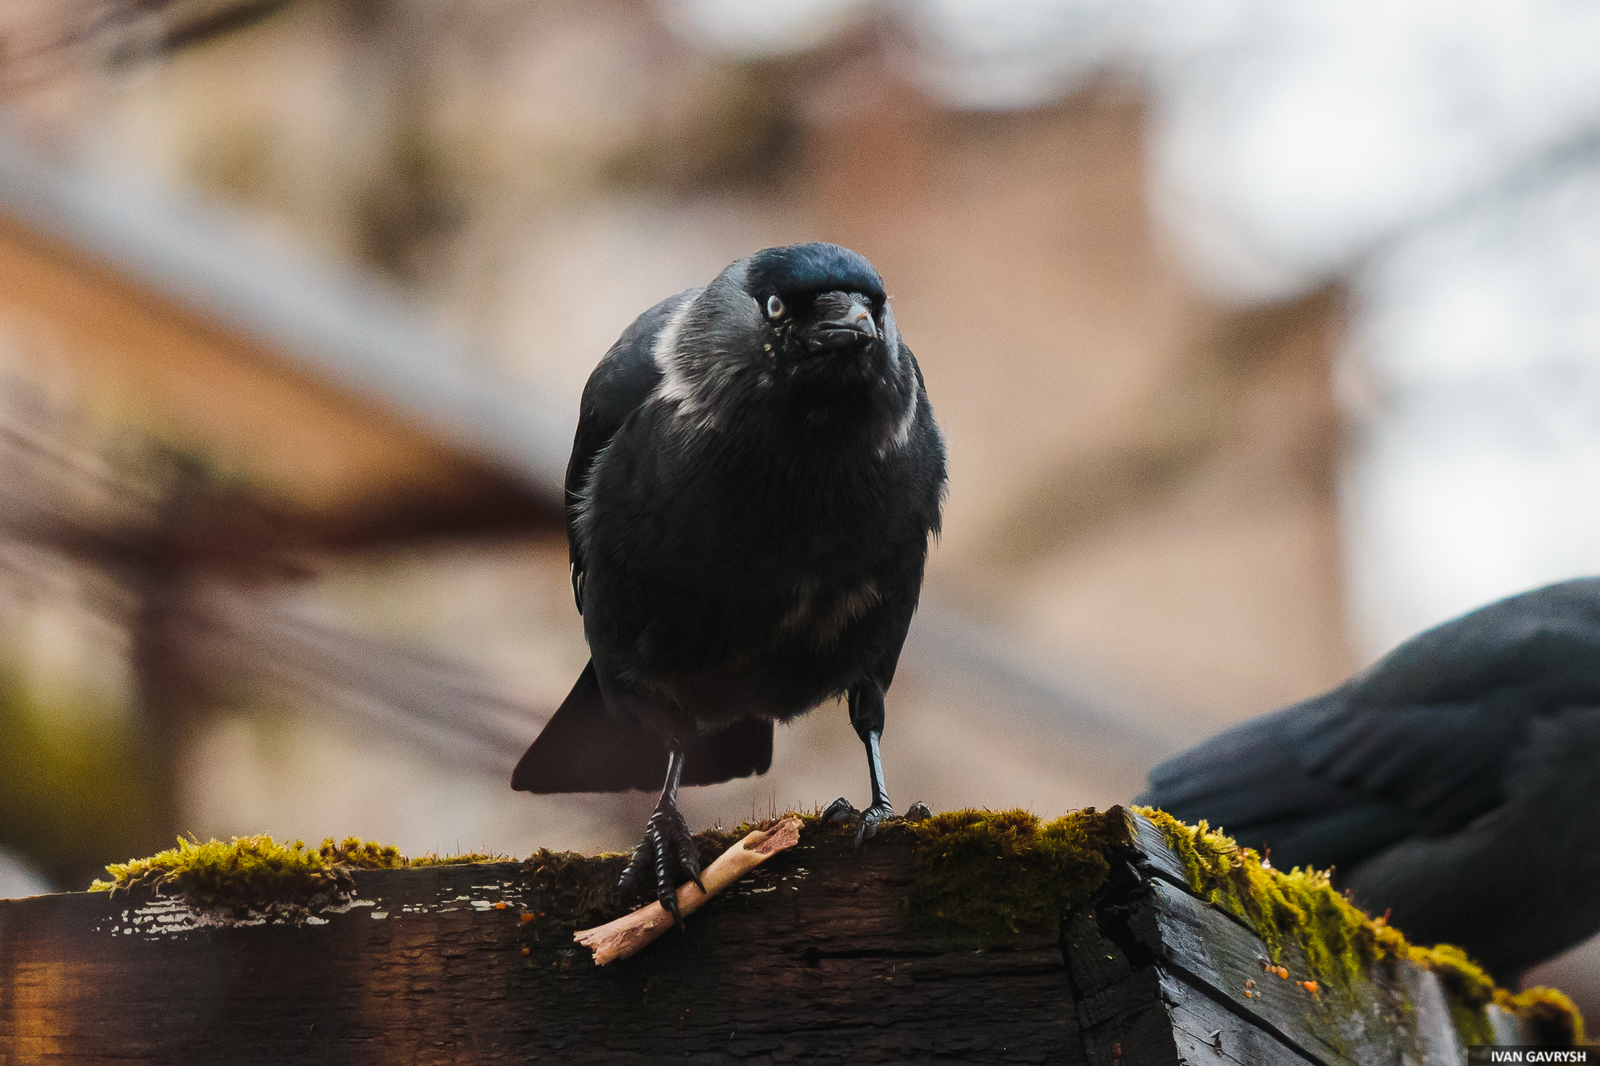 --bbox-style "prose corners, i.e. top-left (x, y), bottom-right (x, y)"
top-left (1, 831), bottom-right (1079, 1064)
top-left (0, 813), bottom-right (1539, 1064)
